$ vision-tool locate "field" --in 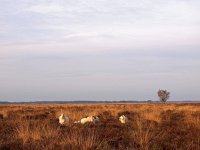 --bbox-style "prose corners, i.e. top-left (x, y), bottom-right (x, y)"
top-left (0, 103), bottom-right (200, 150)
